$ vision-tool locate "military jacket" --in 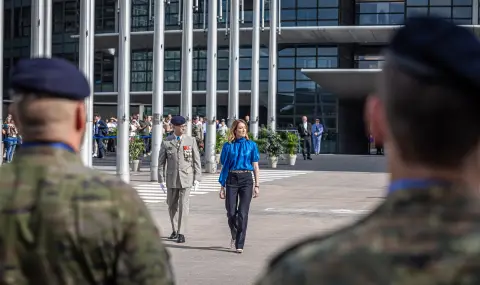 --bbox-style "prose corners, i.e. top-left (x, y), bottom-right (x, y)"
top-left (192, 123), bottom-right (203, 143)
top-left (158, 134), bottom-right (202, 189)
top-left (256, 183), bottom-right (480, 285)
top-left (0, 146), bottom-right (175, 285)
